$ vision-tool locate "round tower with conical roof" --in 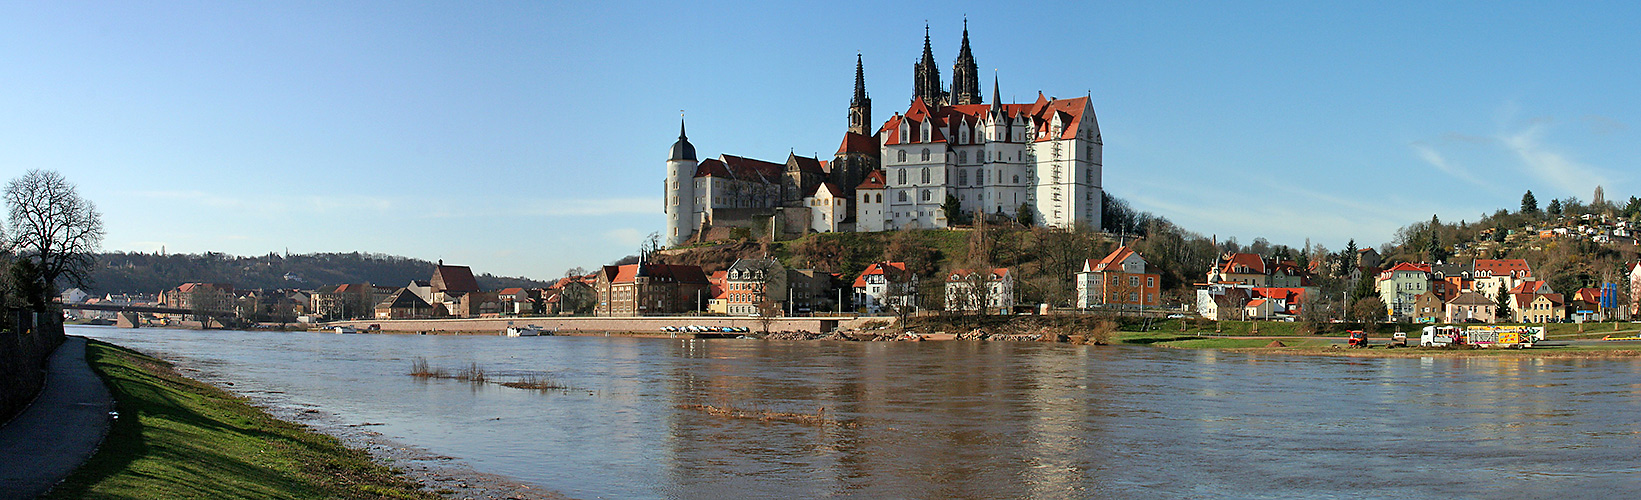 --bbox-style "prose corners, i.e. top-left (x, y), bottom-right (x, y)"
top-left (666, 118), bottom-right (698, 246)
